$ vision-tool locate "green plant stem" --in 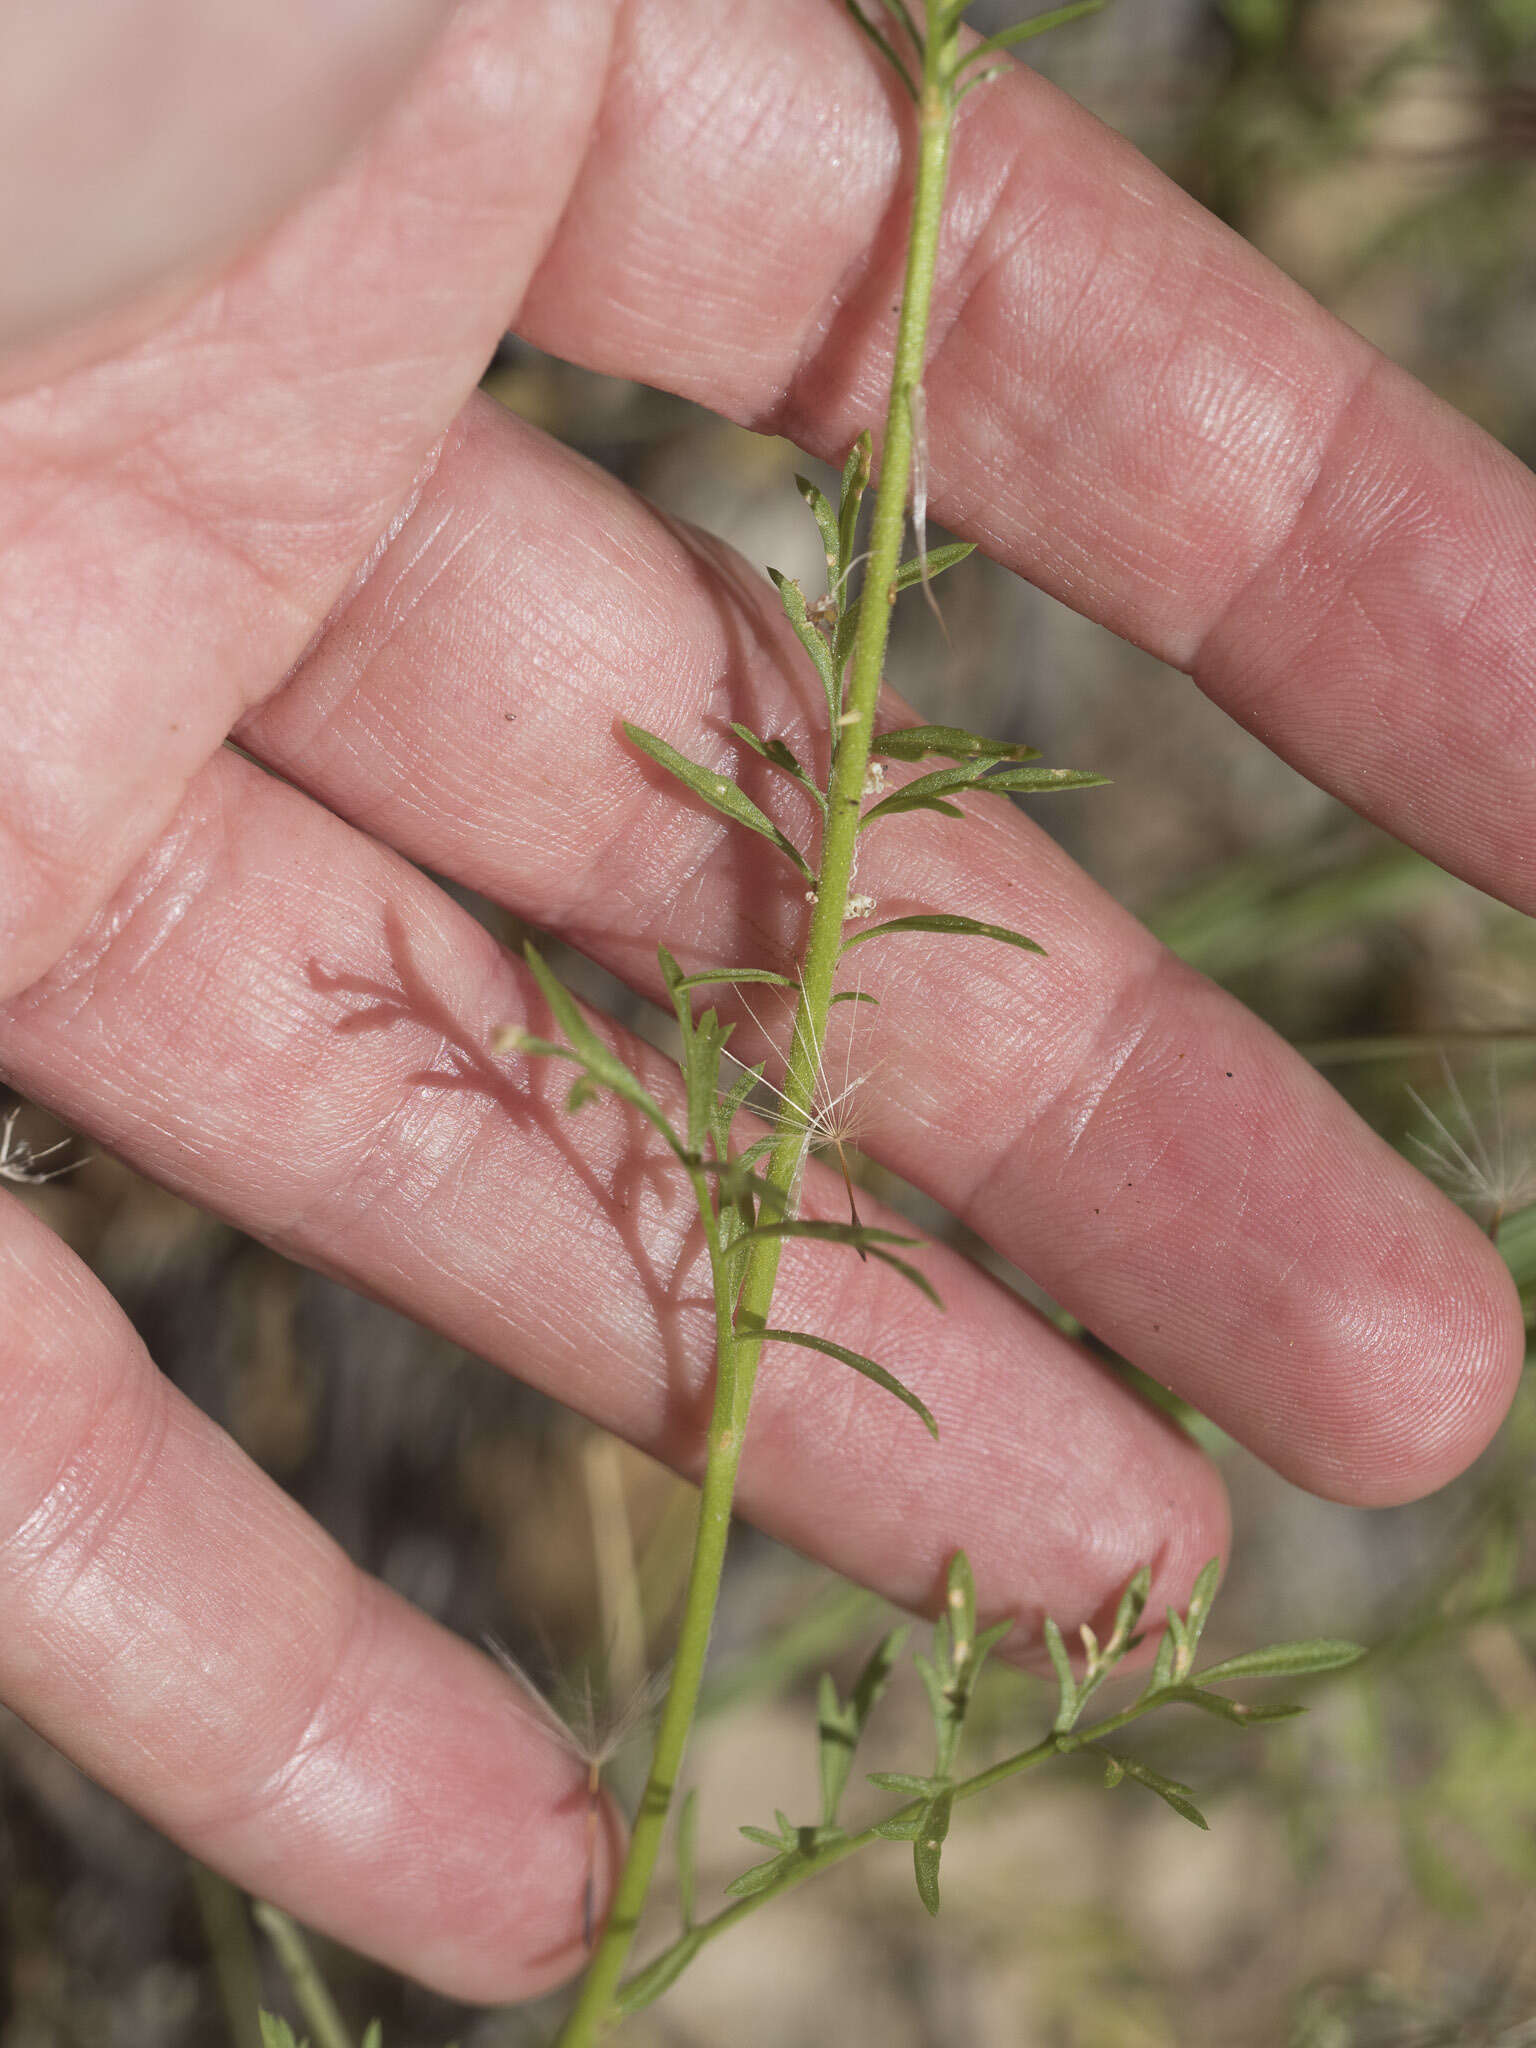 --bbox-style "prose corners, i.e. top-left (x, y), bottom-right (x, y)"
top-left (552, 20), bottom-right (960, 2044)
top-left (252, 1904), bottom-right (355, 2048)
top-left (190, 1864), bottom-right (264, 2048)
top-left (616, 1693), bottom-right (1166, 2008)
